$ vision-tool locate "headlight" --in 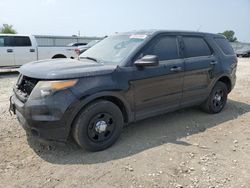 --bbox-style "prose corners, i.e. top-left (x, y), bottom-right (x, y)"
top-left (29, 79), bottom-right (78, 100)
